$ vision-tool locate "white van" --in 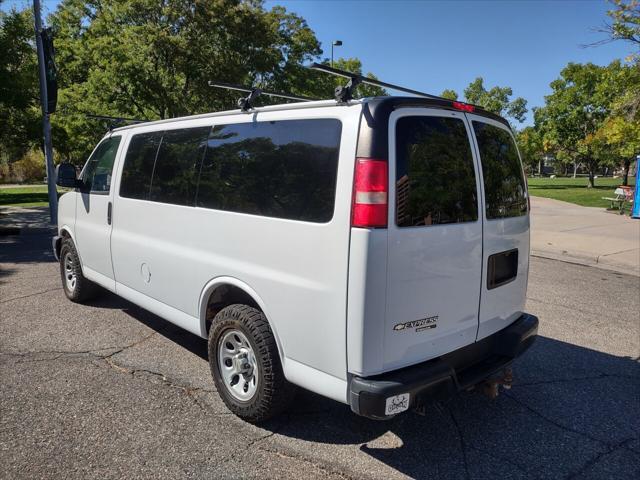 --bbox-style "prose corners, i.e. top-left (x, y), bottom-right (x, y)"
top-left (53, 95), bottom-right (538, 422)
